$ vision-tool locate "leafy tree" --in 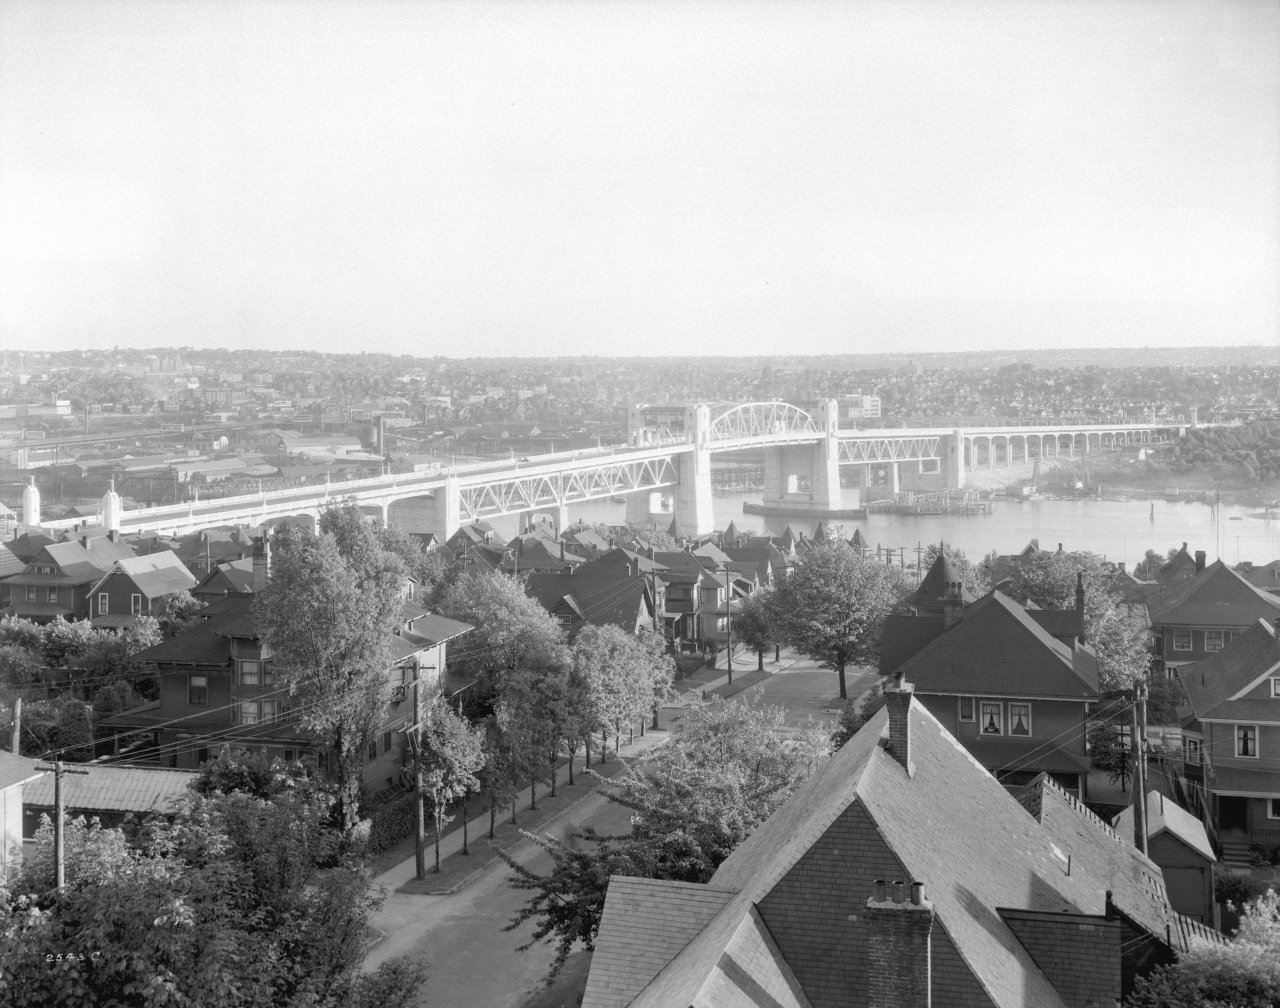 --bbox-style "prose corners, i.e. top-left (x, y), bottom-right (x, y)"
top-left (1090, 608), bottom-right (1156, 693)
top-left (77, 618), bottom-right (162, 690)
top-left (478, 715), bottom-right (519, 837)
top-left (0, 783), bottom-right (424, 1008)
top-left (41, 617), bottom-right (99, 669)
top-left (0, 643), bottom-right (41, 686)
top-left (416, 699), bottom-right (485, 871)
top-left (51, 697), bottom-right (94, 761)
top-left (571, 625), bottom-right (671, 759)
top-left (501, 698), bottom-right (831, 979)
top-left (436, 570), bottom-right (568, 702)
top-left (254, 522), bottom-right (402, 832)
top-left (767, 542), bottom-right (906, 699)
top-left (153, 590), bottom-right (204, 637)
top-left (1087, 717), bottom-right (1132, 791)
top-left (91, 680), bottom-right (137, 716)
top-left (1126, 888), bottom-right (1280, 1007)
top-left (0, 615), bottom-right (44, 654)
top-left (191, 746), bottom-right (322, 802)
top-left (832, 681), bottom-right (886, 748)
top-left (733, 588), bottom-right (776, 671)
